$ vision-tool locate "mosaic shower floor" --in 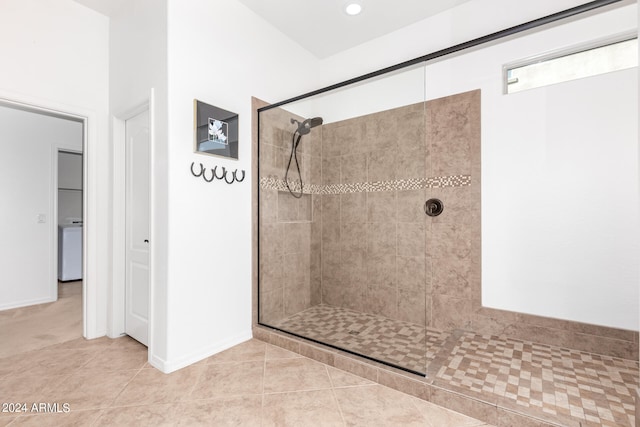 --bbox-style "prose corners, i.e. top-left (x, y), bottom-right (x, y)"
top-left (272, 304), bottom-right (639, 427)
